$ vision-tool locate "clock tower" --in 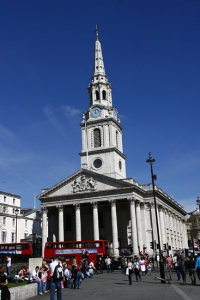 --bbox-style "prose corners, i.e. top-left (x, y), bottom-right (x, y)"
top-left (80, 28), bottom-right (126, 179)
